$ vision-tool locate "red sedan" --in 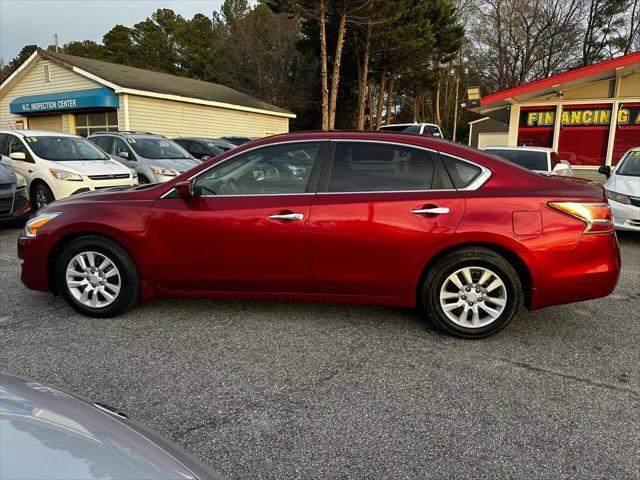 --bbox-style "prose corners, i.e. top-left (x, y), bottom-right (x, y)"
top-left (18, 132), bottom-right (621, 338)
